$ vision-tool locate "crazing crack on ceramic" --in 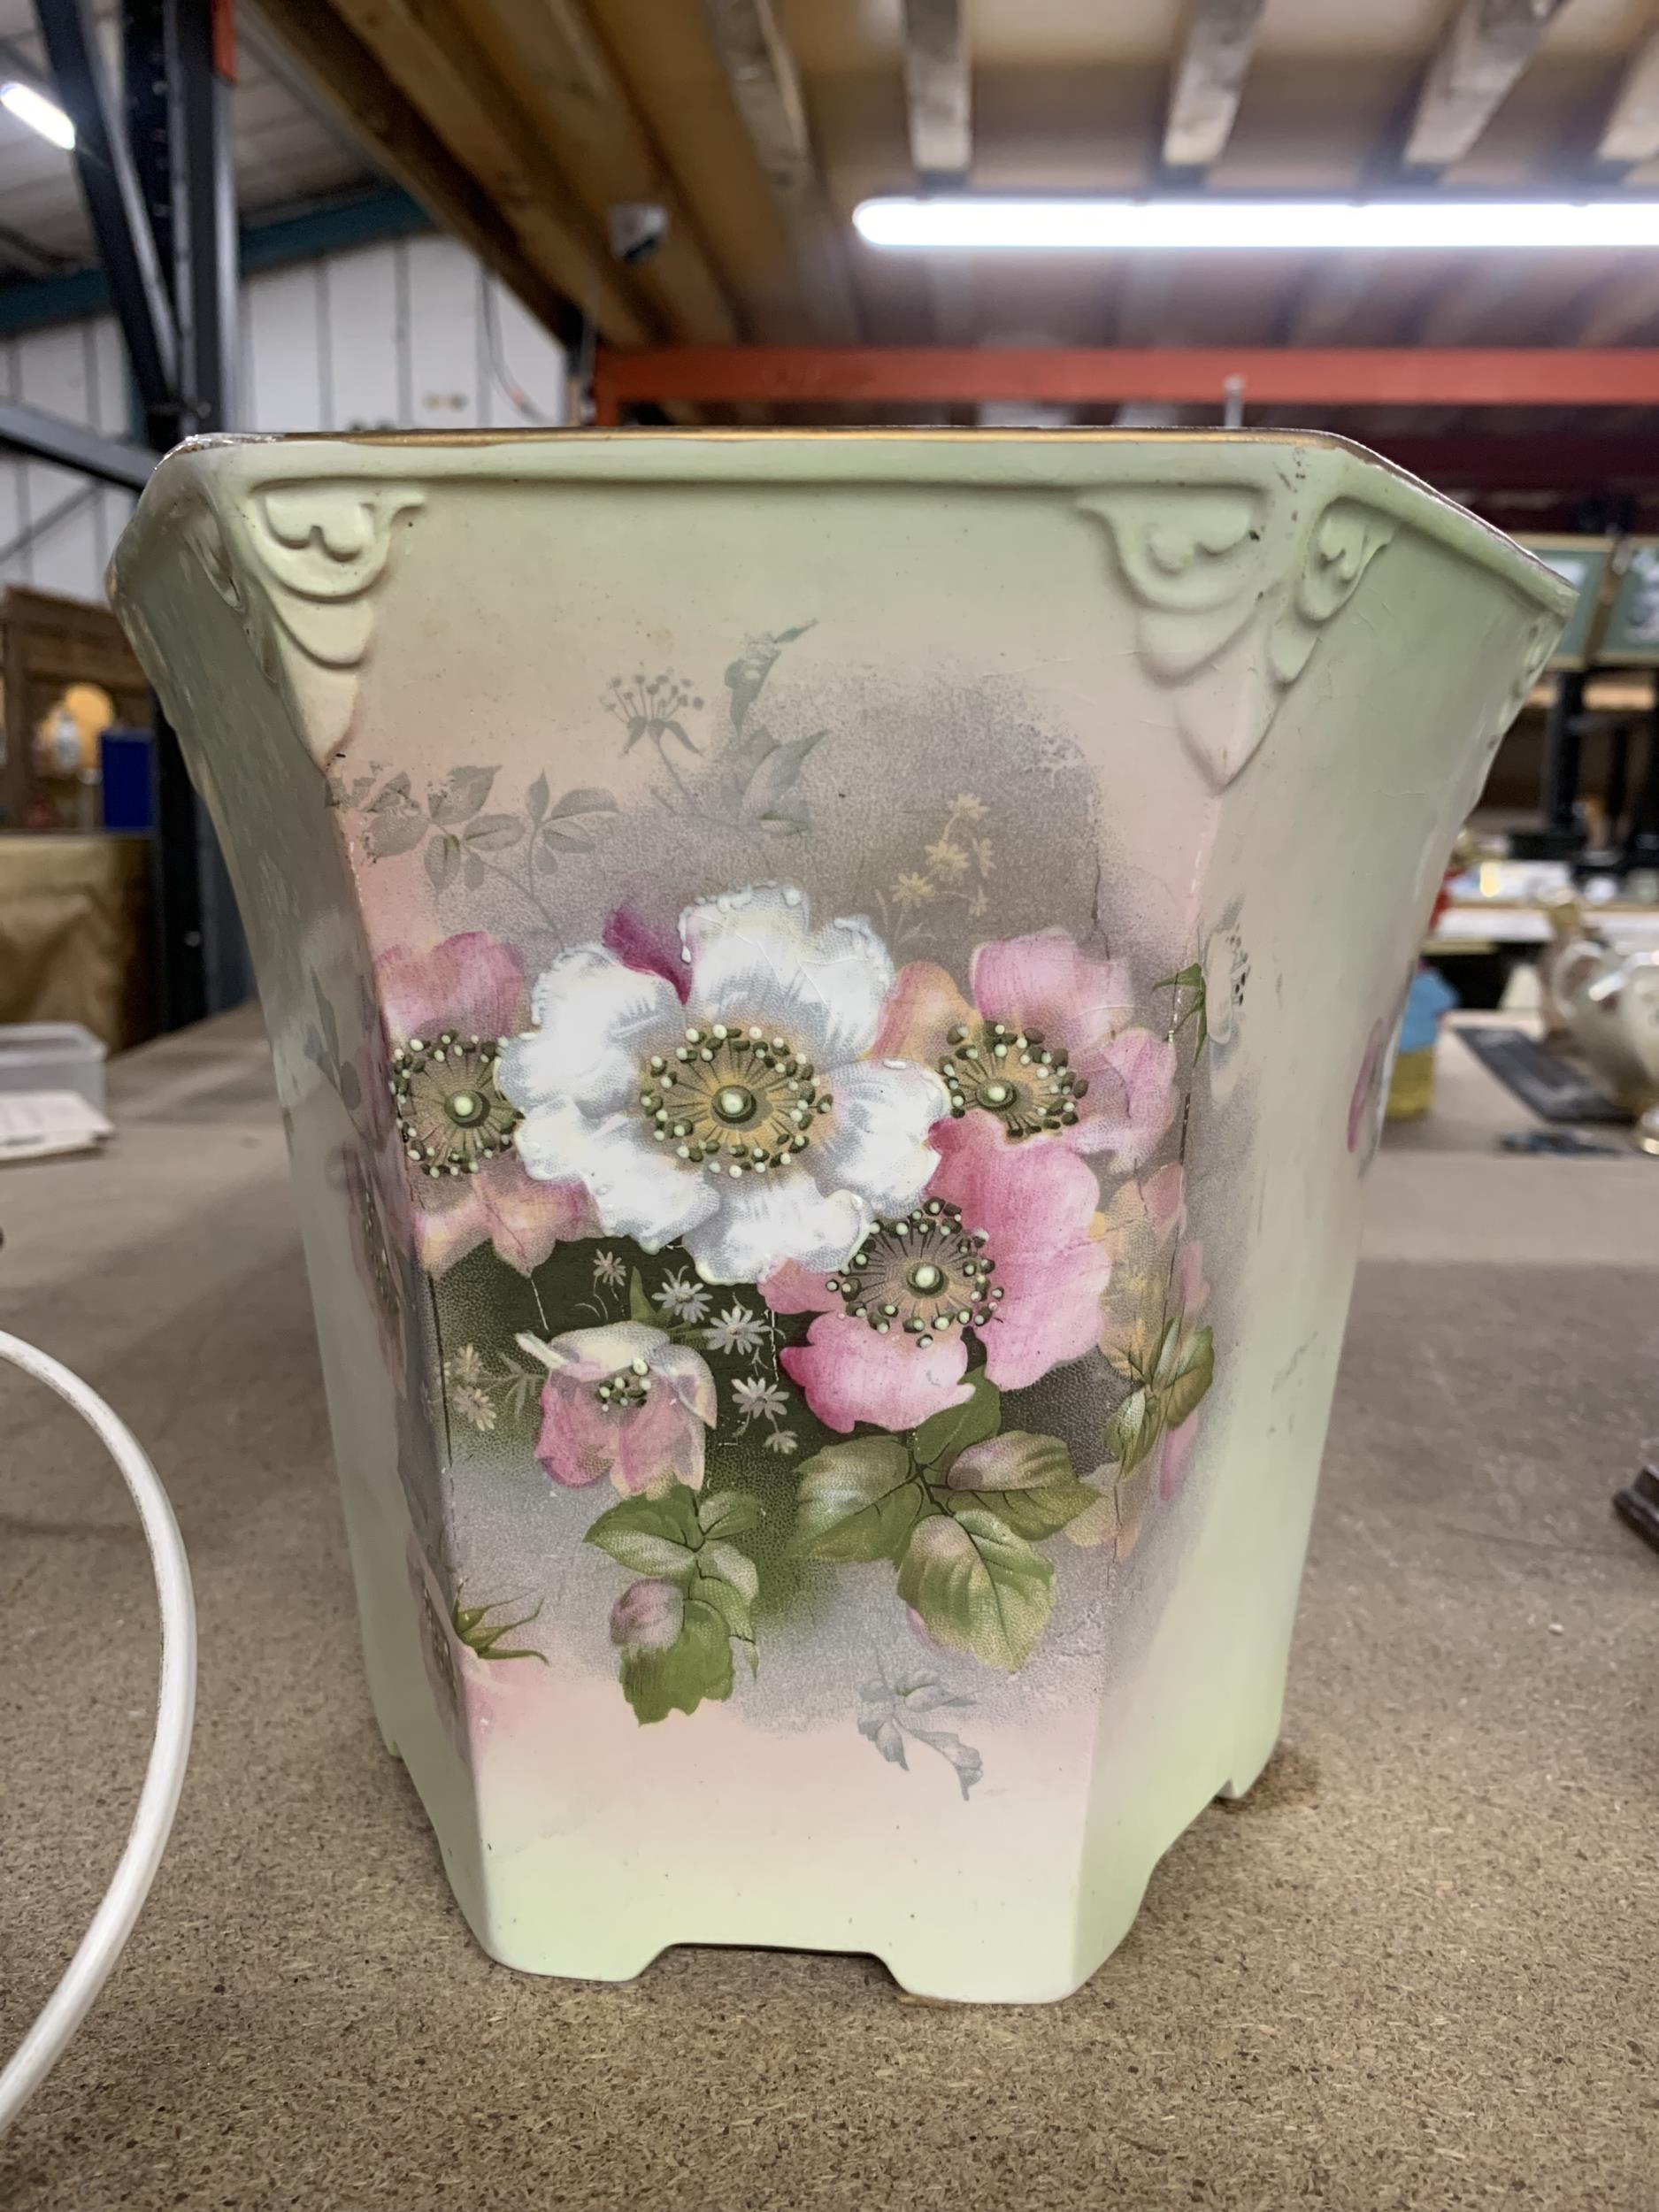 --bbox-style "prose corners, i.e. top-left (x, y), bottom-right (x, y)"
top-left (110, 432), bottom-right (1572, 2001)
